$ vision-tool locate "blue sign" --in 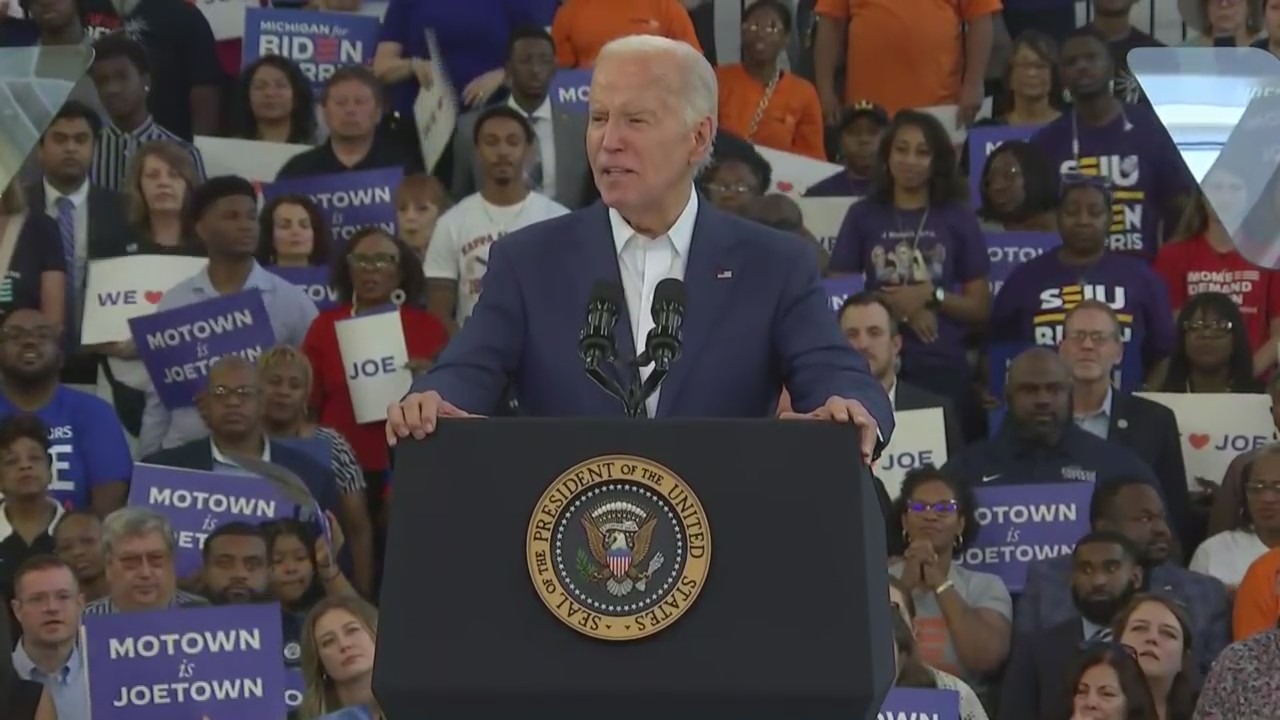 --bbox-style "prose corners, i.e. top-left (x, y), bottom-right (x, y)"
top-left (129, 291), bottom-right (278, 410)
top-left (242, 8), bottom-right (381, 96)
top-left (959, 482), bottom-right (1094, 592)
top-left (263, 168), bottom-right (402, 247)
top-left (823, 275), bottom-right (865, 312)
top-left (285, 667), bottom-right (305, 710)
top-left (550, 68), bottom-right (592, 112)
top-left (268, 265), bottom-right (338, 311)
top-left (877, 687), bottom-right (960, 720)
top-left (986, 232), bottom-right (1060, 295)
top-left (84, 604), bottom-right (287, 720)
top-left (968, 124), bottom-right (1041, 209)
